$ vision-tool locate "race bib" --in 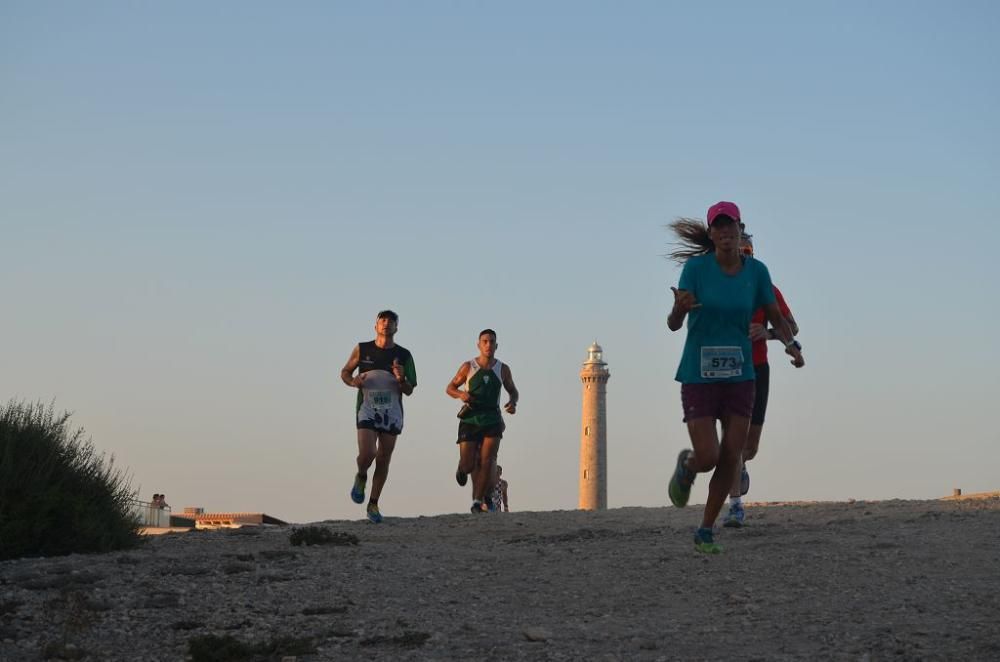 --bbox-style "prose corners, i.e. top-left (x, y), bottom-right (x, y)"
top-left (368, 390), bottom-right (393, 410)
top-left (700, 346), bottom-right (744, 379)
